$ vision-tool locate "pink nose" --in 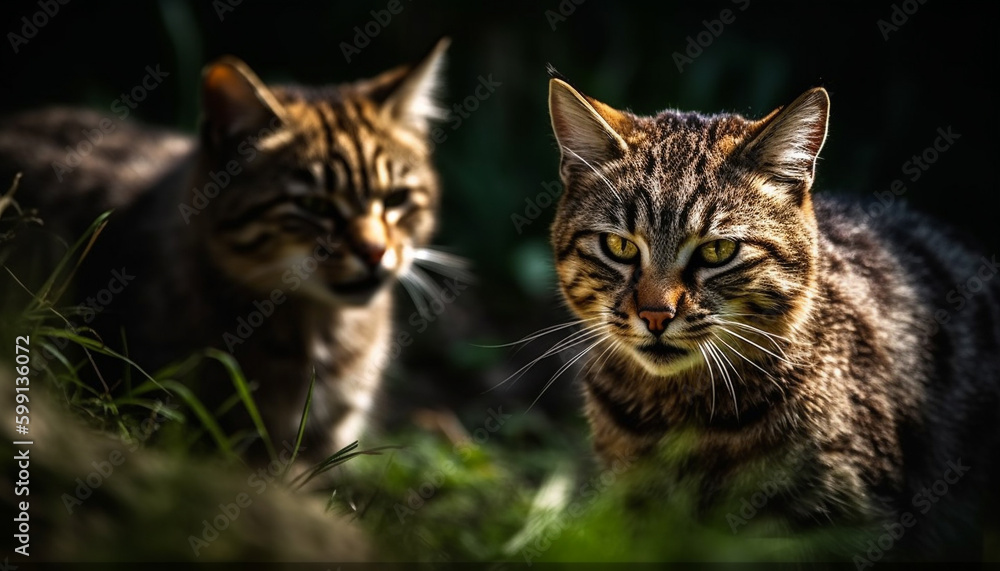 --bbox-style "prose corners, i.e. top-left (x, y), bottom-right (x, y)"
top-left (638, 308), bottom-right (676, 335)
